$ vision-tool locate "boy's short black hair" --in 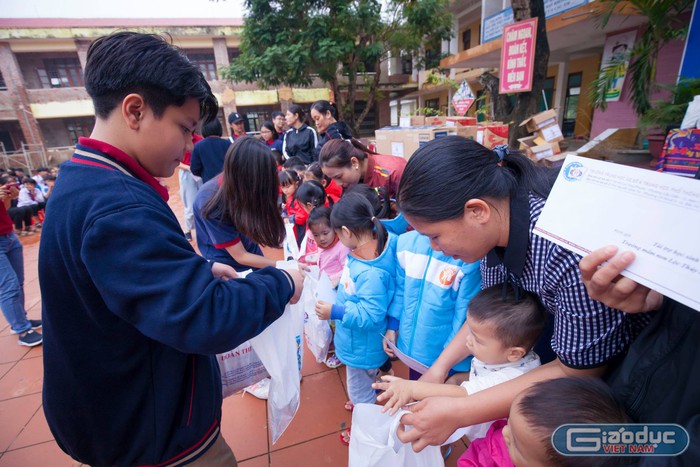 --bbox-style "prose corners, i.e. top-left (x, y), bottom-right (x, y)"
top-left (467, 284), bottom-right (545, 349)
top-left (22, 177), bottom-right (36, 185)
top-left (271, 111), bottom-right (285, 120)
top-left (516, 377), bottom-right (631, 466)
top-left (84, 32), bottom-right (218, 124)
top-left (282, 156), bottom-right (306, 171)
